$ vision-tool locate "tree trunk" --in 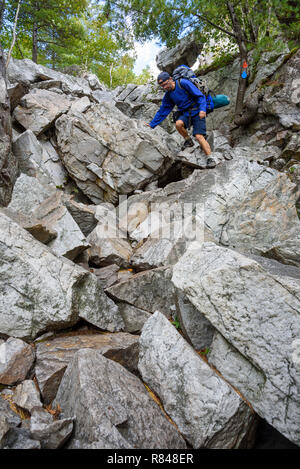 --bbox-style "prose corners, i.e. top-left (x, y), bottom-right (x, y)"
top-left (0, 1), bottom-right (5, 30)
top-left (235, 49), bottom-right (249, 117)
top-left (0, 46), bottom-right (17, 206)
top-left (32, 22), bottom-right (38, 63)
top-left (226, 1), bottom-right (250, 122)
